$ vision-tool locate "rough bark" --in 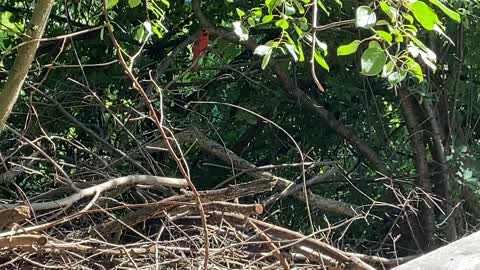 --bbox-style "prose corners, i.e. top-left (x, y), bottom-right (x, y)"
top-left (424, 101), bottom-right (457, 241)
top-left (398, 87), bottom-right (435, 249)
top-left (0, 0), bottom-right (55, 132)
